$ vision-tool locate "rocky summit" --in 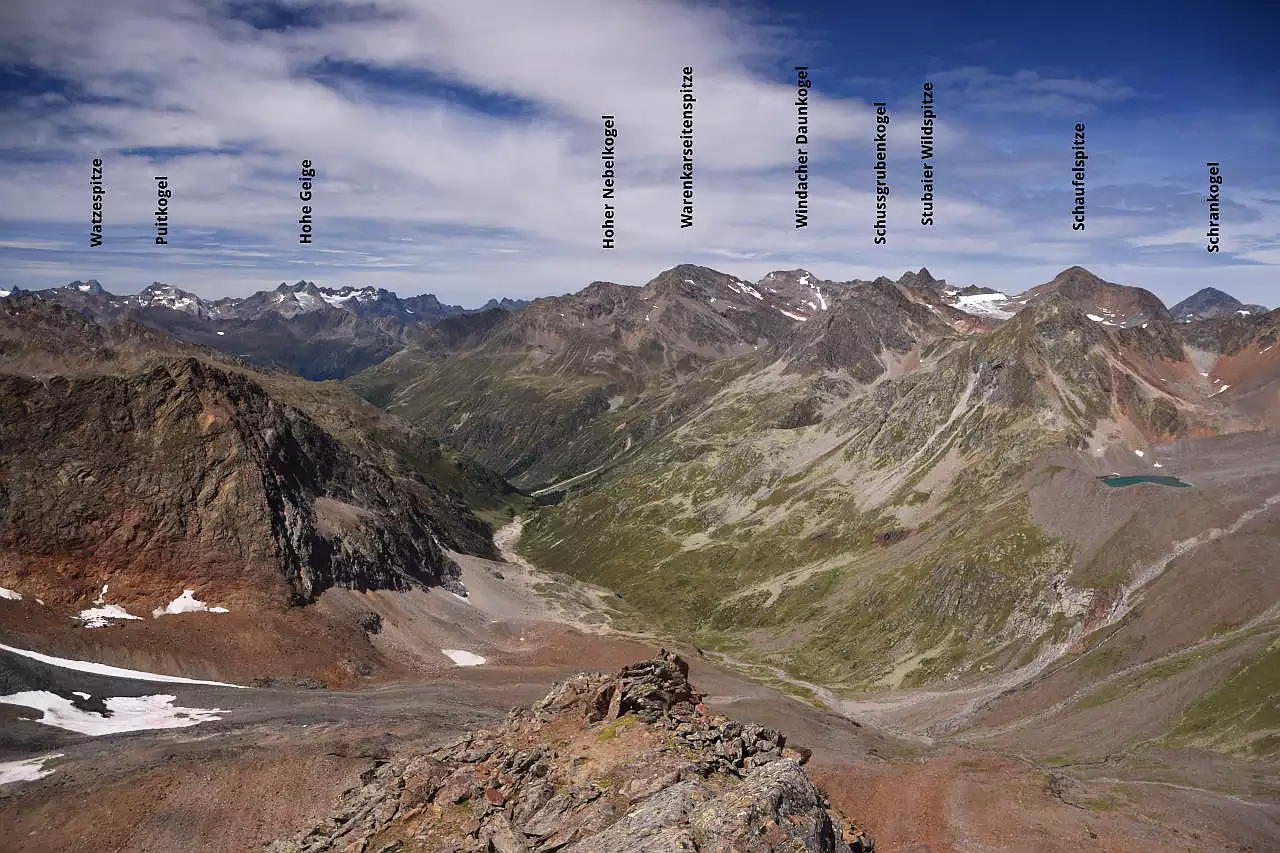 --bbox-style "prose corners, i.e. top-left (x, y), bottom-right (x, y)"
top-left (268, 651), bottom-right (874, 853)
